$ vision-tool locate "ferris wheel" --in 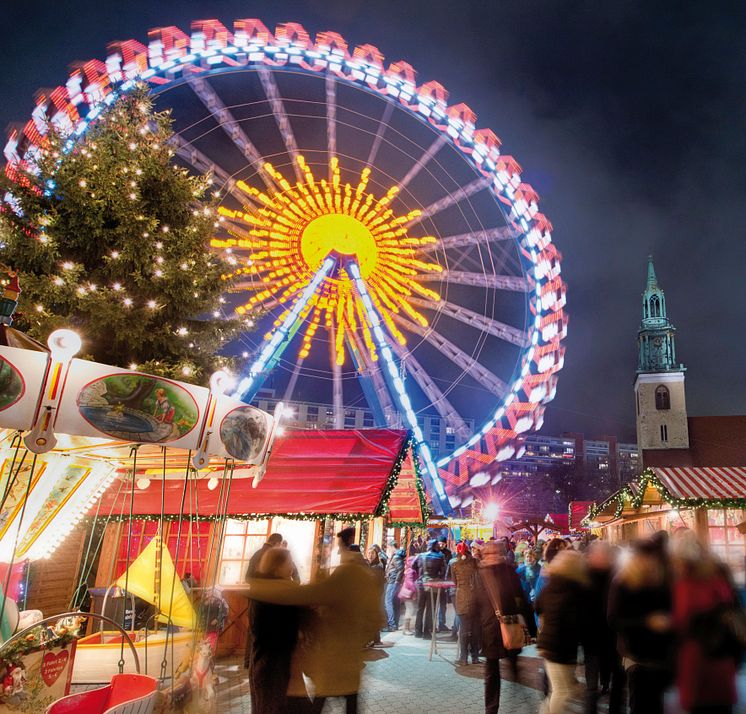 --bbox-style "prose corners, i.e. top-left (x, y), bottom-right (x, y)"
top-left (4, 19), bottom-right (567, 515)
